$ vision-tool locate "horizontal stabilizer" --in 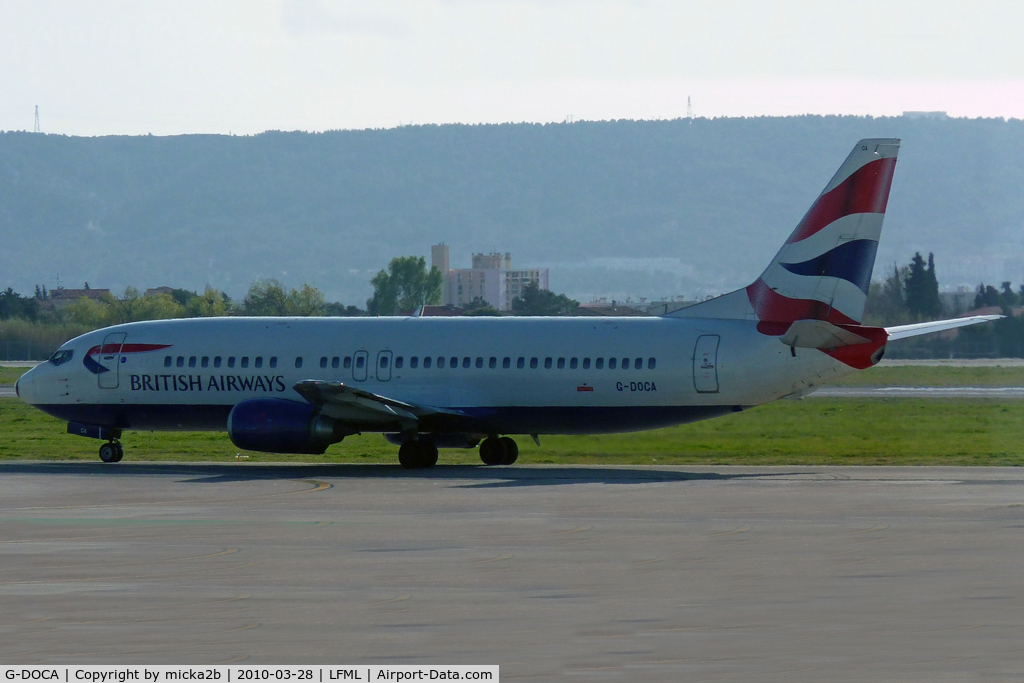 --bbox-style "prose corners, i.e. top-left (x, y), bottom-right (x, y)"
top-left (885, 315), bottom-right (1003, 341)
top-left (780, 320), bottom-right (873, 349)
